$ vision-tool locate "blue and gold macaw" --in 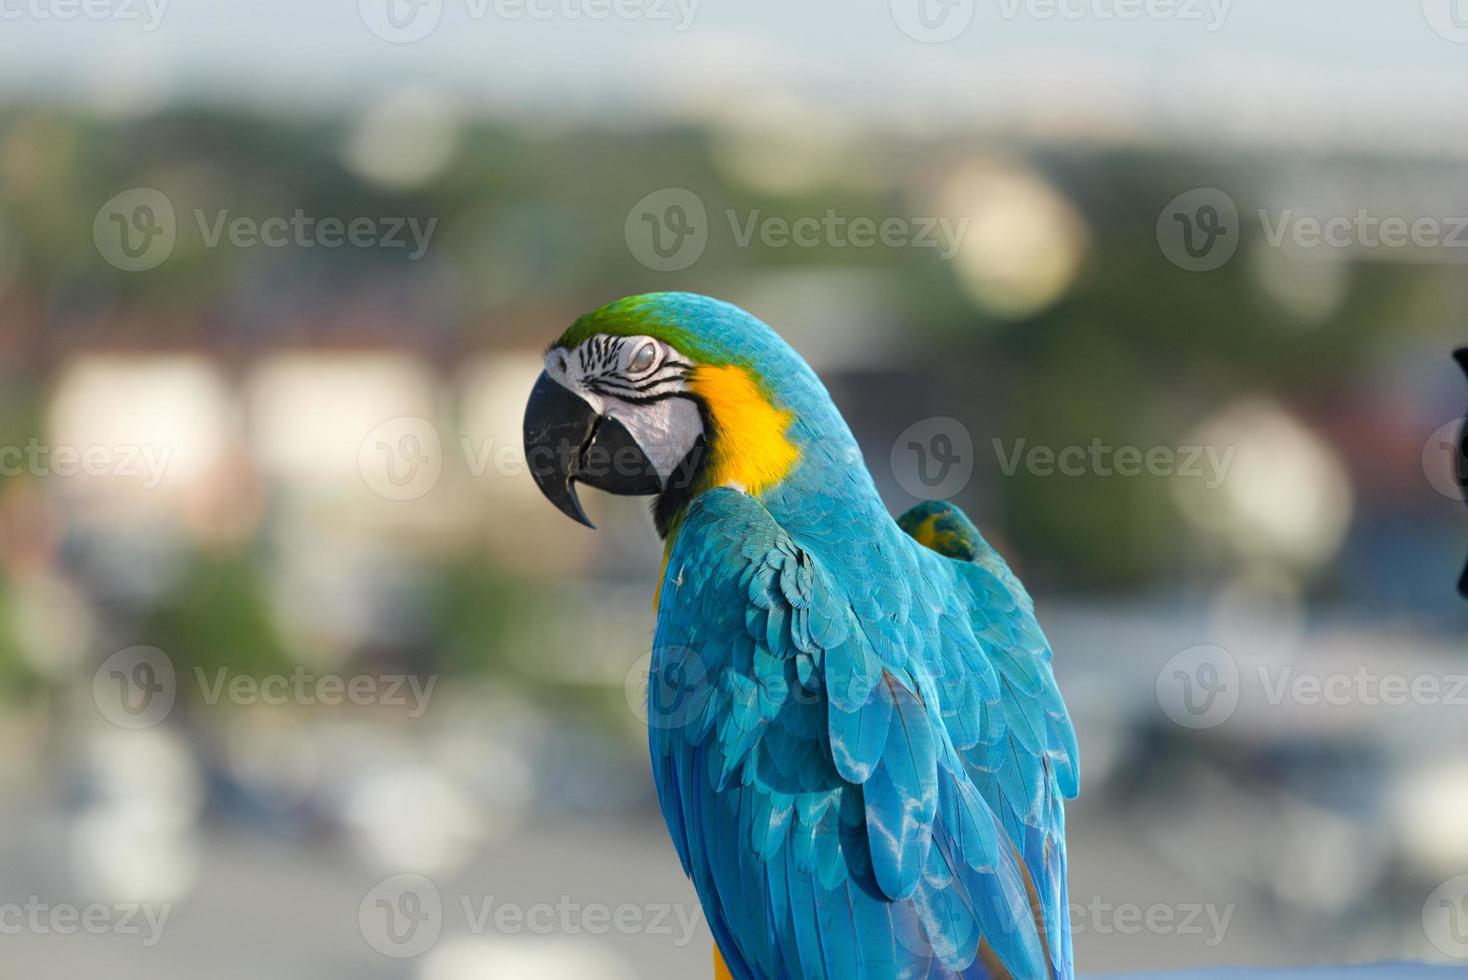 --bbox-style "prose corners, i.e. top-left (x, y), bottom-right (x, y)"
top-left (524, 293), bottom-right (1079, 979)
